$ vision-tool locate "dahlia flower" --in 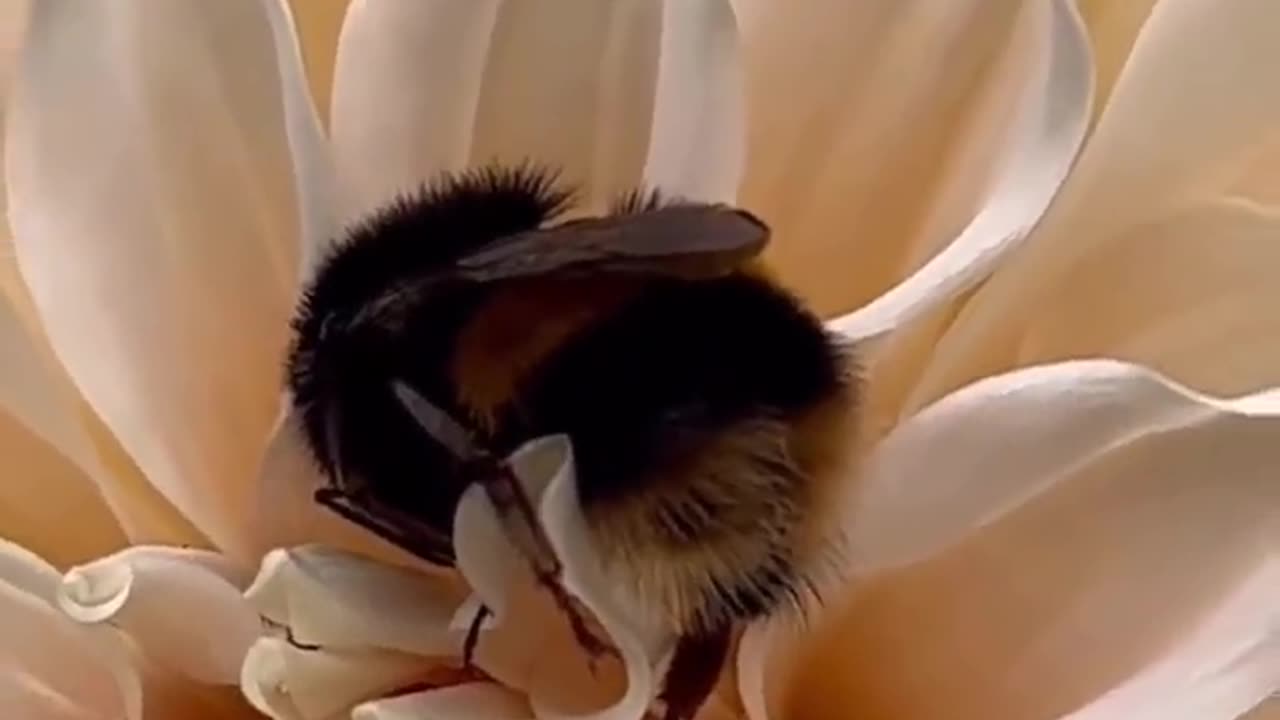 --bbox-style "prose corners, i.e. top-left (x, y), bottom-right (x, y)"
top-left (0, 1), bottom-right (1275, 719)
